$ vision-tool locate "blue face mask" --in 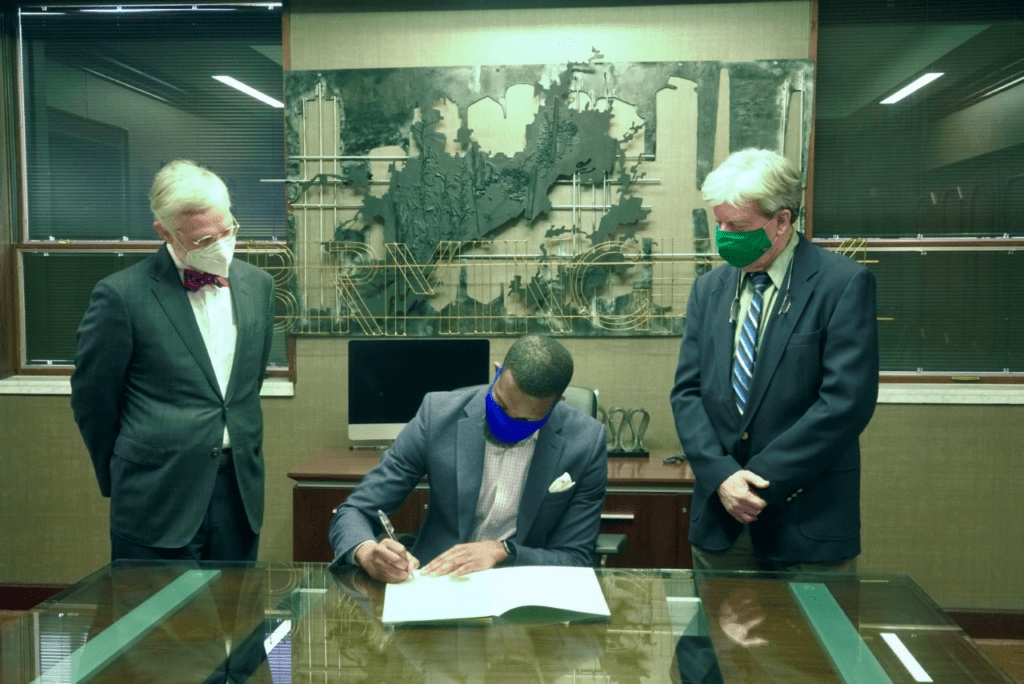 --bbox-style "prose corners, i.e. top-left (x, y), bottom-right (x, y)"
top-left (485, 366), bottom-right (553, 445)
